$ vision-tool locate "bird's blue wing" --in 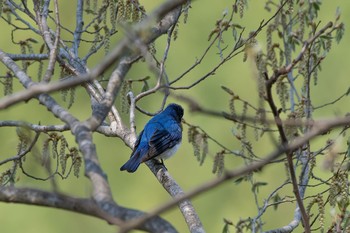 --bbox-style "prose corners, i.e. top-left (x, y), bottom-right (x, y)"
top-left (142, 127), bottom-right (181, 161)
